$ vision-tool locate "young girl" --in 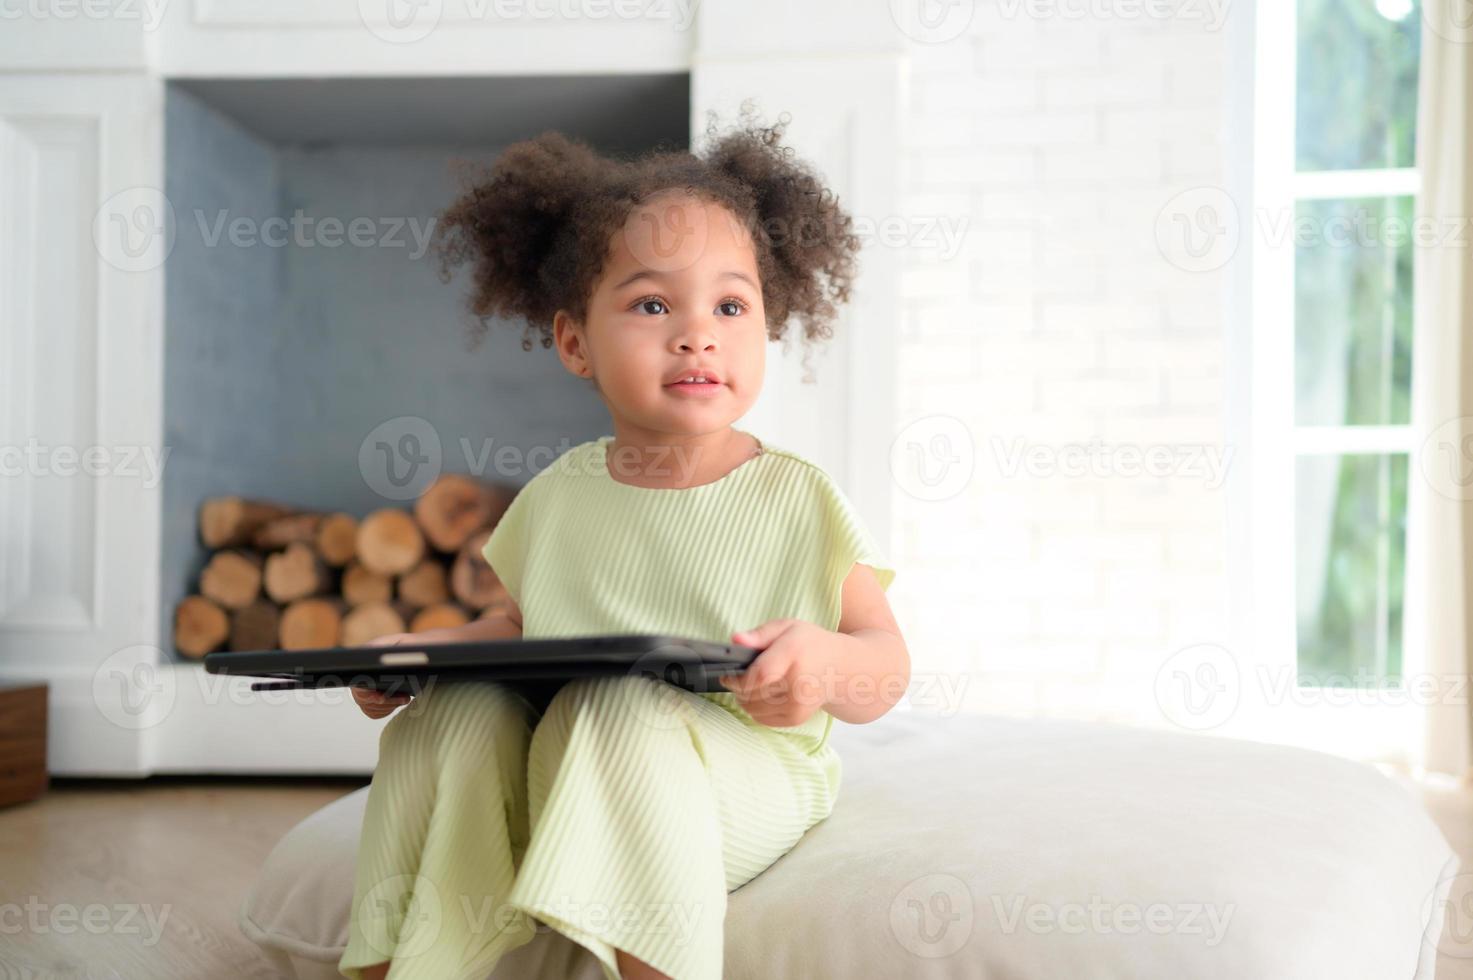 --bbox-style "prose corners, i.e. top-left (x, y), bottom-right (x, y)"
top-left (342, 109), bottom-right (908, 980)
